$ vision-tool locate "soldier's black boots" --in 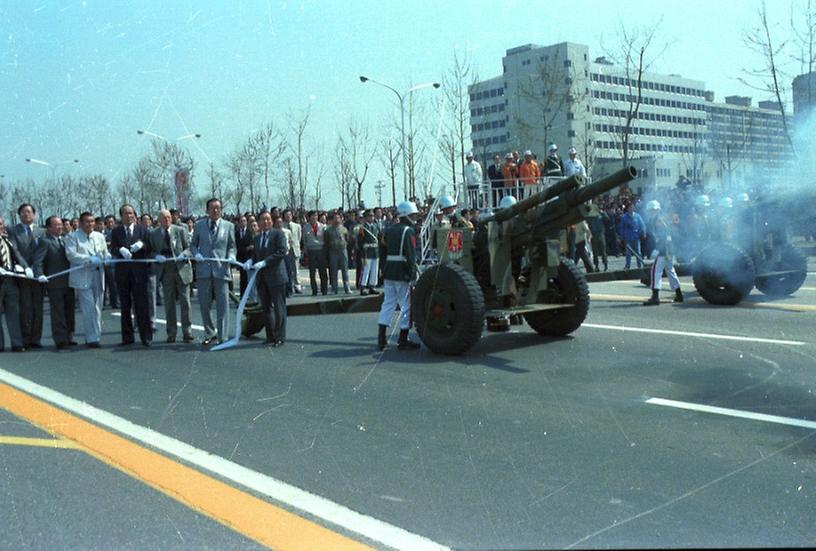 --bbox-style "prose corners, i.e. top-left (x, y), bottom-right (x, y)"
top-left (361, 288), bottom-right (369, 296)
top-left (643, 289), bottom-right (660, 306)
top-left (397, 329), bottom-right (420, 350)
top-left (377, 324), bottom-right (388, 350)
top-left (367, 286), bottom-right (379, 295)
top-left (674, 288), bottom-right (684, 303)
